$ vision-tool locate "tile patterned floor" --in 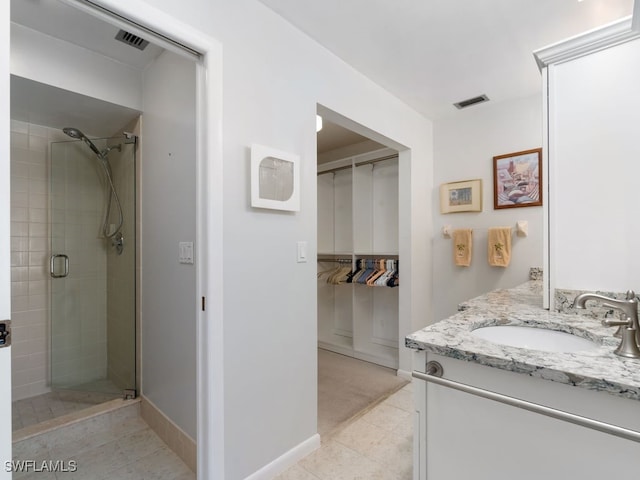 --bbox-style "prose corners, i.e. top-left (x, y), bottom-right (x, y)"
top-left (318, 349), bottom-right (409, 437)
top-left (12, 374), bottom-right (412, 479)
top-left (276, 382), bottom-right (414, 480)
top-left (12, 388), bottom-right (122, 432)
top-left (12, 402), bottom-right (194, 480)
